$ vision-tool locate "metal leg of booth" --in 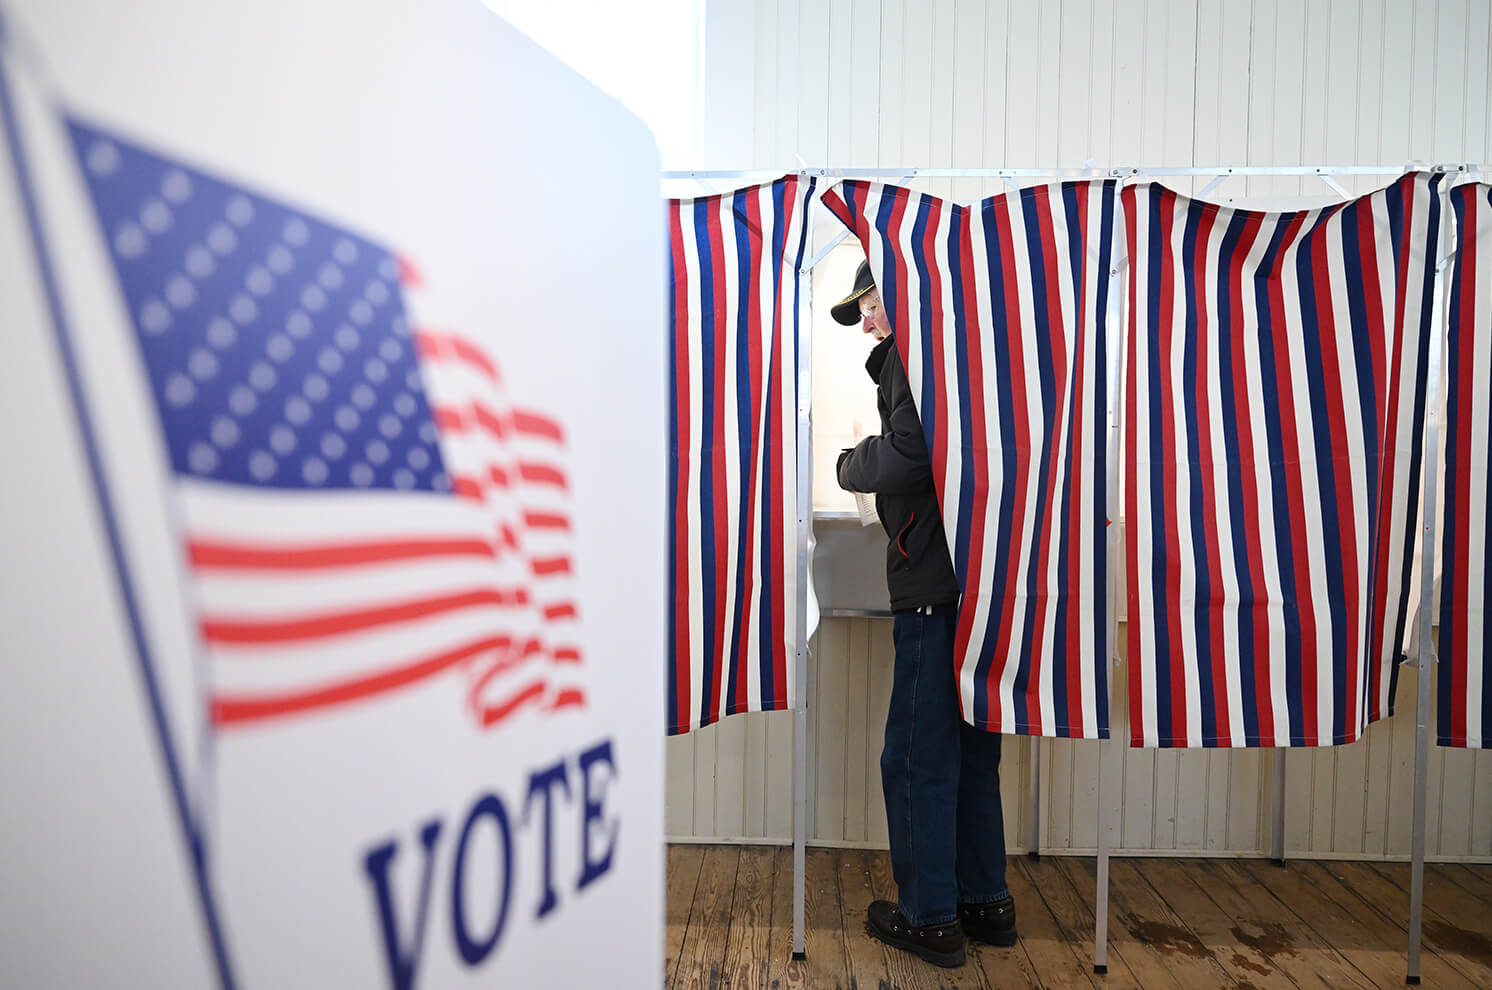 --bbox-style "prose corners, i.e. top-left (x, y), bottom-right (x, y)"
top-left (1407, 247), bottom-right (1450, 986)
